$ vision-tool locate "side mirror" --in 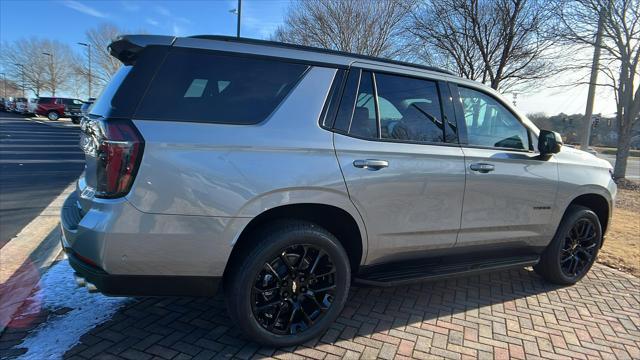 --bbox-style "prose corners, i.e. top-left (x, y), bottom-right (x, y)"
top-left (538, 129), bottom-right (563, 155)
